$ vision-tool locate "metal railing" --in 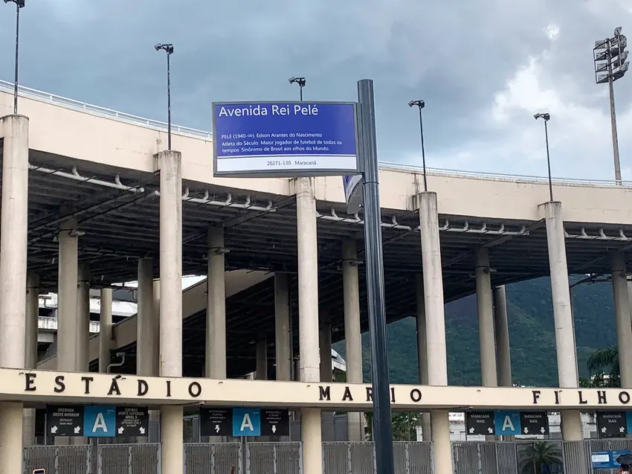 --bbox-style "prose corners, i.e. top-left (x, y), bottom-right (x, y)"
top-left (0, 80), bottom-right (211, 140)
